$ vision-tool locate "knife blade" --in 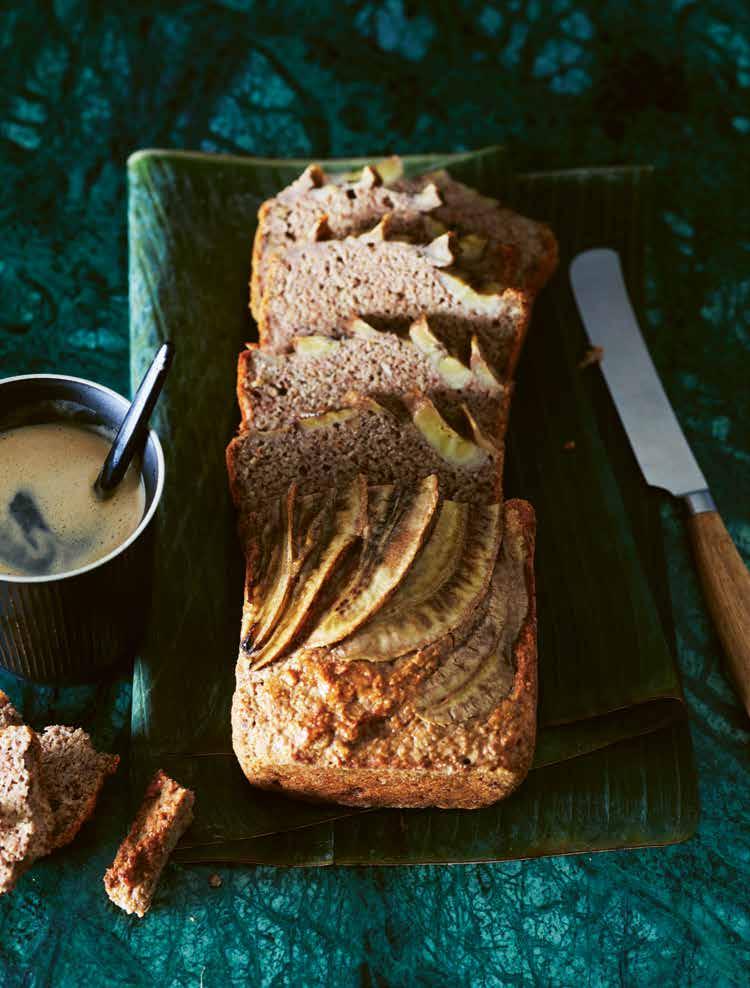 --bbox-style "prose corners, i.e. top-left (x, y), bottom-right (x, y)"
top-left (570, 248), bottom-right (711, 507)
top-left (570, 248), bottom-right (750, 717)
